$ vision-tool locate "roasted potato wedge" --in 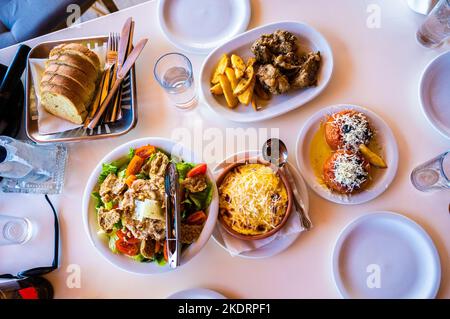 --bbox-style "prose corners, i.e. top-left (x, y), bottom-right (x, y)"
top-left (231, 54), bottom-right (245, 80)
top-left (225, 67), bottom-right (238, 90)
top-left (359, 144), bottom-right (387, 168)
top-left (233, 65), bottom-right (254, 96)
top-left (211, 54), bottom-right (230, 84)
top-left (238, 77), bottom-right (255, 105)
top-left (210, 83), bottom-right (223, 95)
top-left (219, 74), bottom-right (238, 108)
top-left (246, 57), bottom-right (256, 68)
